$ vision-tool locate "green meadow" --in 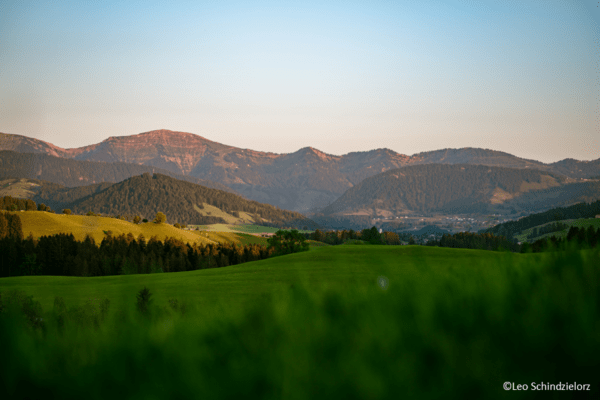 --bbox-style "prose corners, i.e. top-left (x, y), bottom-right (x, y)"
top-left (1, 245), bottom-right (599, 399)
top-left (191, 223), bottom-right (314, 235)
